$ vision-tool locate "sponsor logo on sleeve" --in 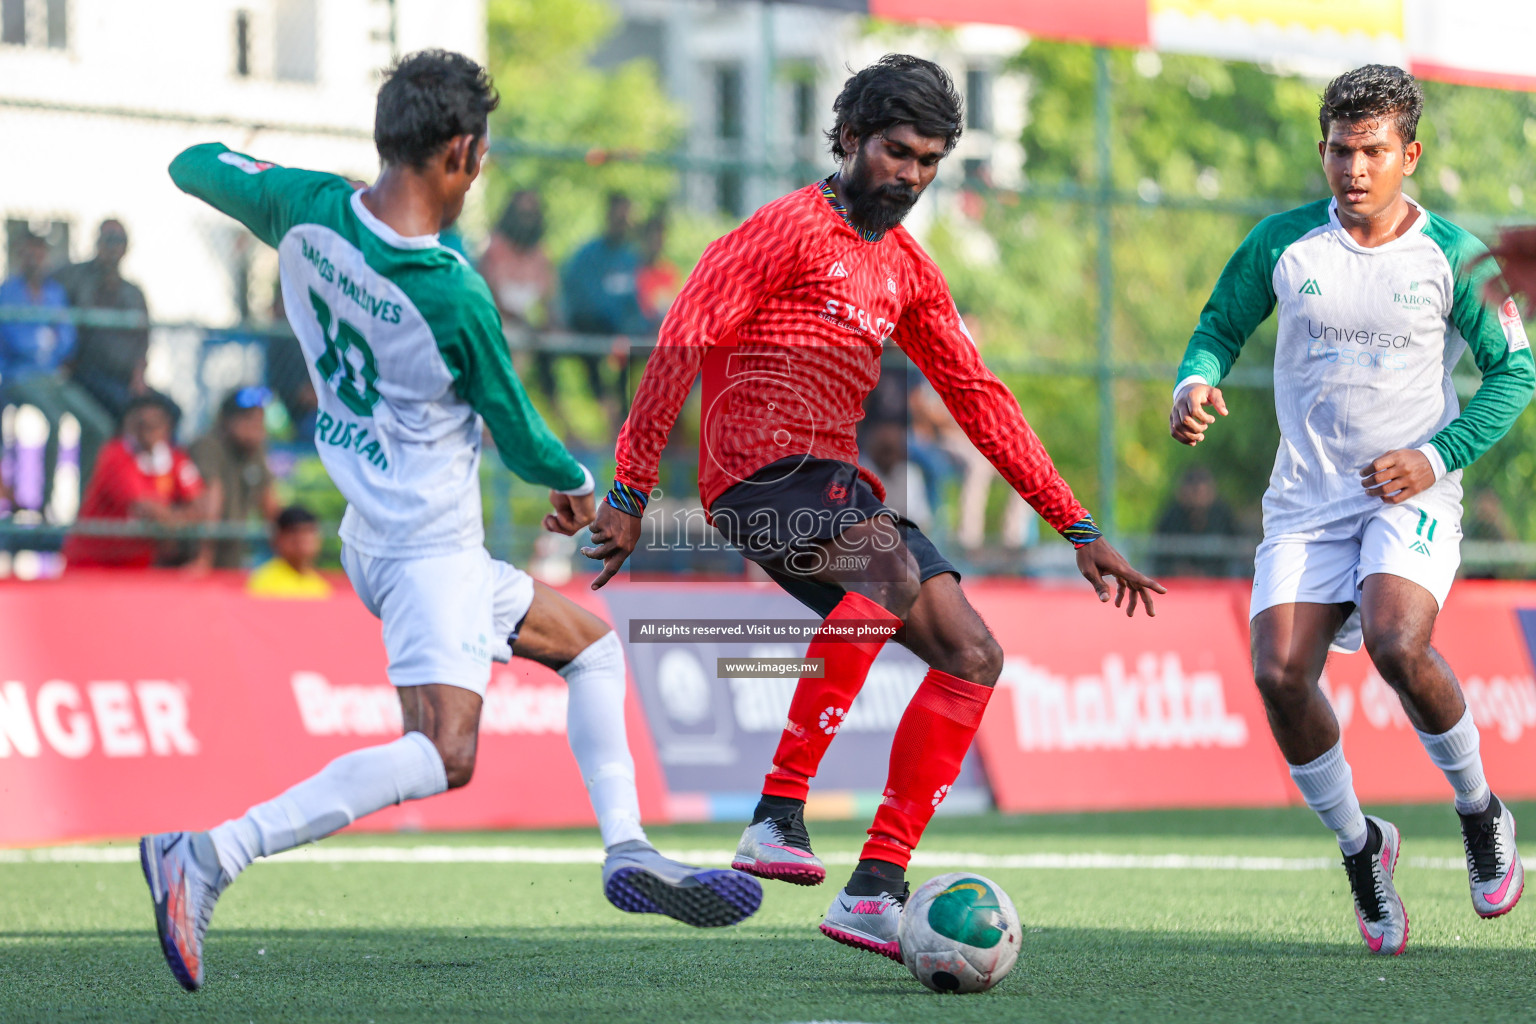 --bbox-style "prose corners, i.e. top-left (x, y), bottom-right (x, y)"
top-left (1499, 298), bottom-right (1530, 353)
top-left (217, 151), bottom-right (275, 175)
